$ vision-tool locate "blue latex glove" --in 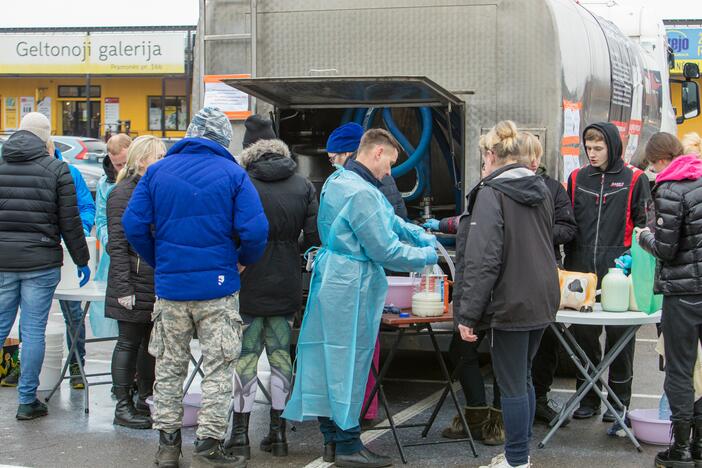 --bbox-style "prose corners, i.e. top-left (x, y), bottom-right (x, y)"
top-left (425, 246), bottom-right (439, 265)
top-left (77, 265), bottom-right (91, 287)
top-left (422, 219), bottom-right (440, 231)
top-left (614, 254), bottom-right (632, 276)
top-left (418, 231), bottom-right (437, 248)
